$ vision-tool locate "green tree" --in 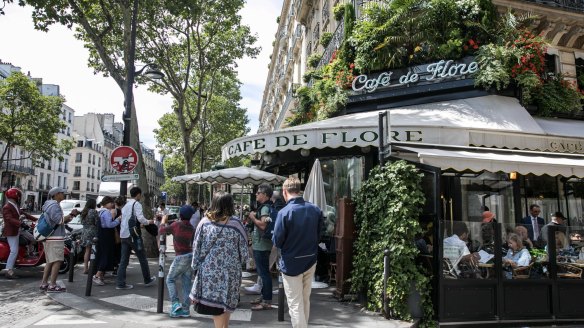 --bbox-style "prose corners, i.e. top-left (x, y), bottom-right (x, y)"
top-left (139, 0), bottom-right (258, 203)
top-left (154, 73), bottom-right (249, 203)
top-left (0, 72), bottom-right (73, 184)
top-left (21, 0), bottom-right (165, 214)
